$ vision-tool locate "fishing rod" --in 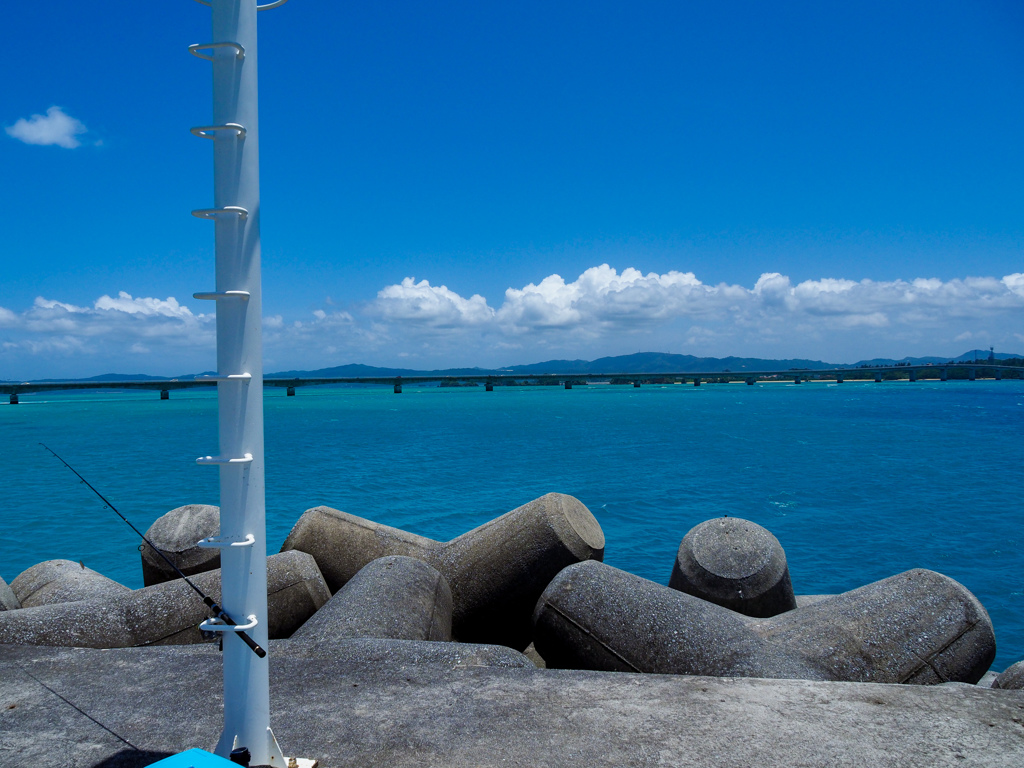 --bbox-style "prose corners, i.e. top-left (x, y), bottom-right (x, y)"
top-left (39, 443), bottom-right (266, 658)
